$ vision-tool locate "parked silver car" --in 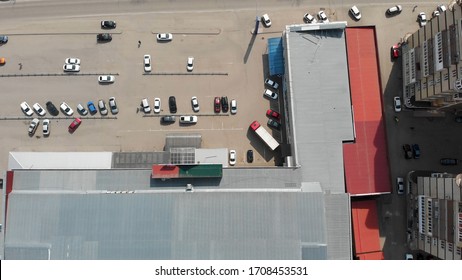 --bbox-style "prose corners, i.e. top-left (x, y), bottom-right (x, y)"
top-left (28, 118), bottom-right (40, 136)
top-left (109, 97), bottom-right (118, 114)
top-left (98, 99), bottom-right (108, 115)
